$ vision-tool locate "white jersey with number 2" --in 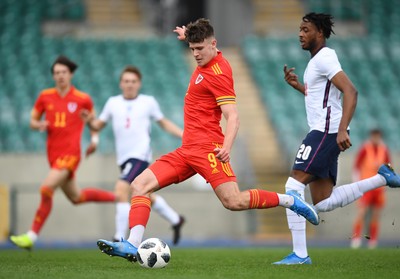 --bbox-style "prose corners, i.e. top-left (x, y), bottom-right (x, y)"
top-left (99, 94), bottom-right (164, 165)
top-left (303, 47), bottom-right (344, 134)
